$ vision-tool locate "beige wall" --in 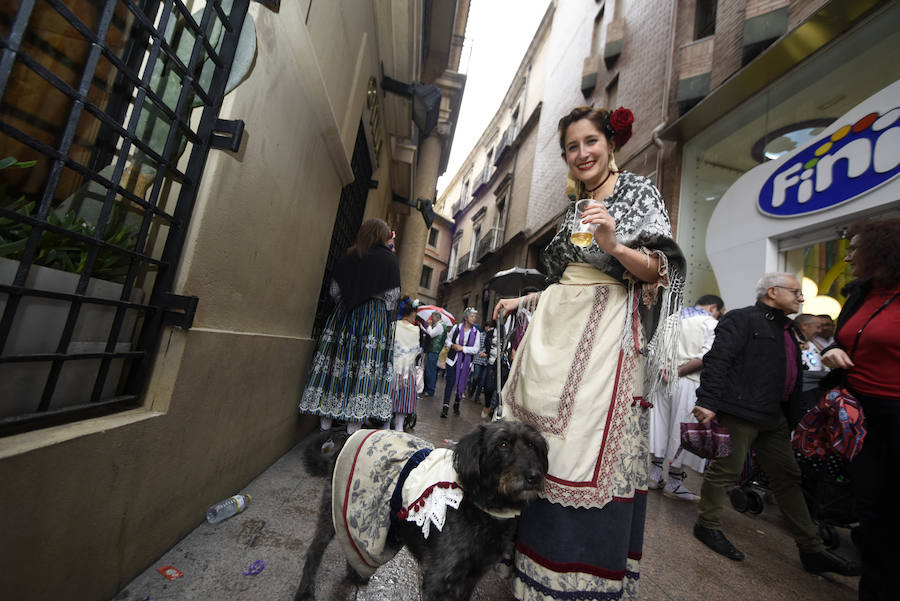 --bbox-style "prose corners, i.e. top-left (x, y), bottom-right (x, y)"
top-left (0, 3), bottom-right (406, 600)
